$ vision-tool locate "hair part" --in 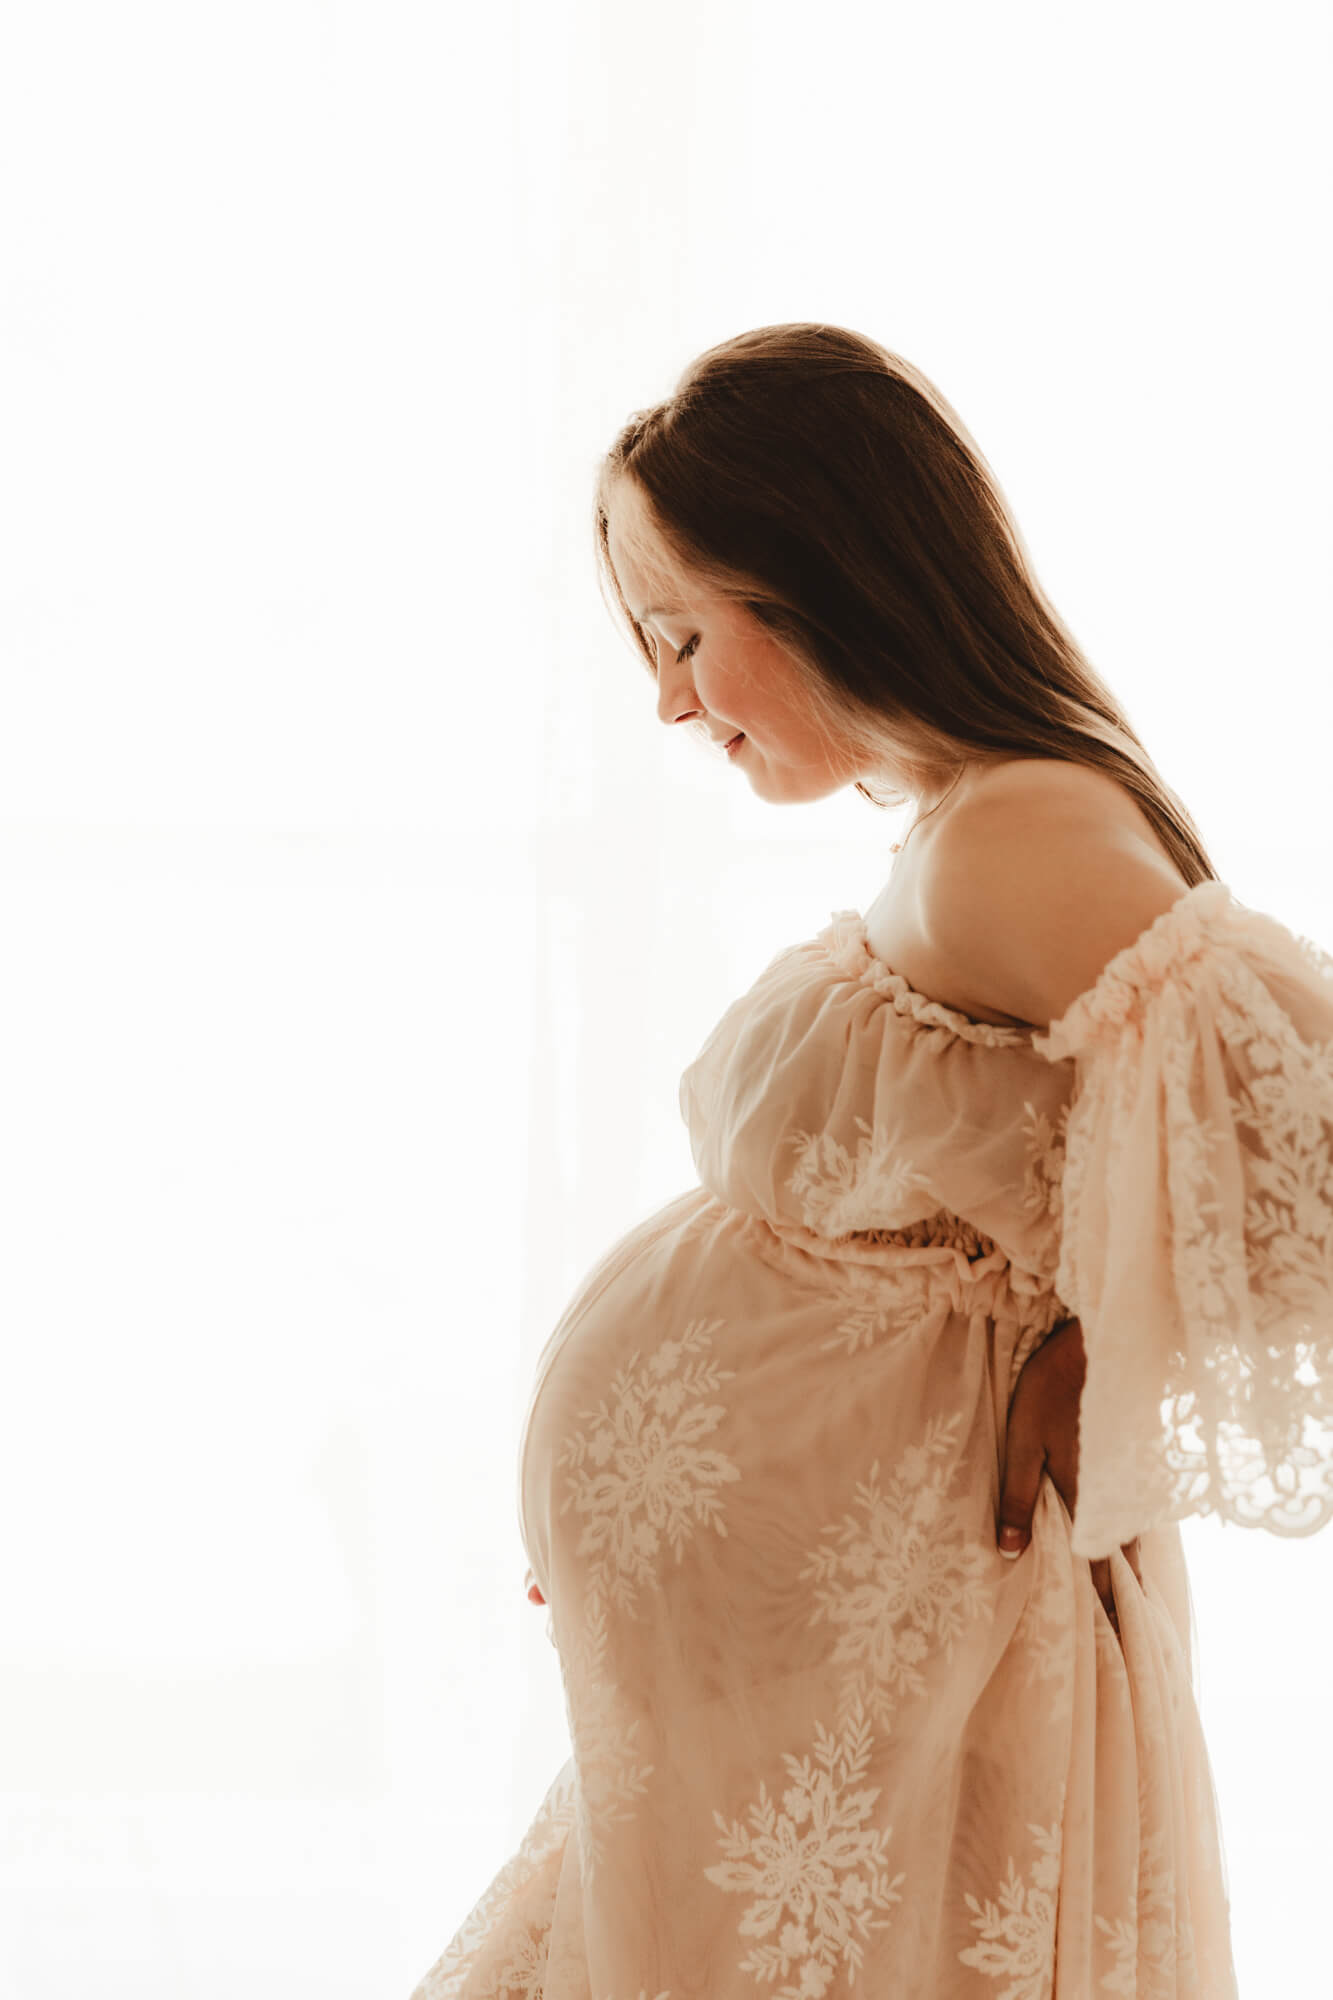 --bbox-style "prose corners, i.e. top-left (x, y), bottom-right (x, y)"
top-left (592, 321), bottom-right (1217, 887)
